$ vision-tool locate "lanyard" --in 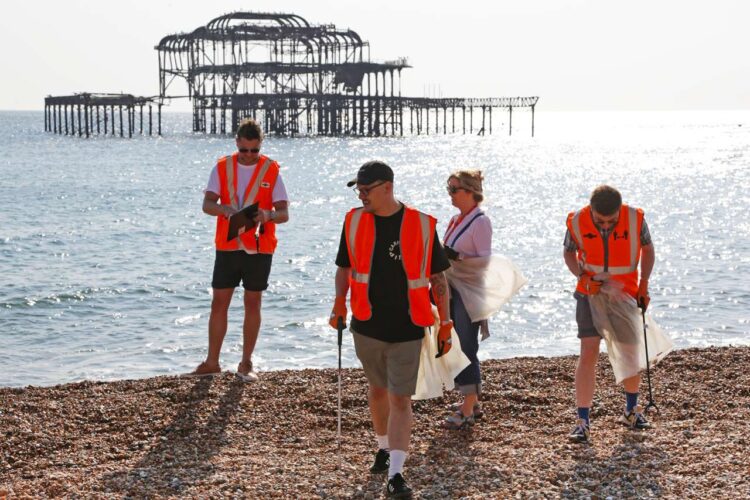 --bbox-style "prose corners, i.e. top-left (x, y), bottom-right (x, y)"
top-left (444, 209), bottom-right (484, 248)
